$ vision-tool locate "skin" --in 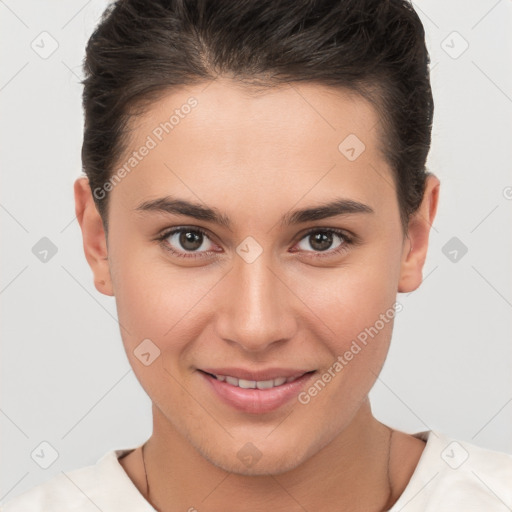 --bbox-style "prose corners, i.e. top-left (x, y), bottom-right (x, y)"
top-left (74, 78), bottom-right (439, 511)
